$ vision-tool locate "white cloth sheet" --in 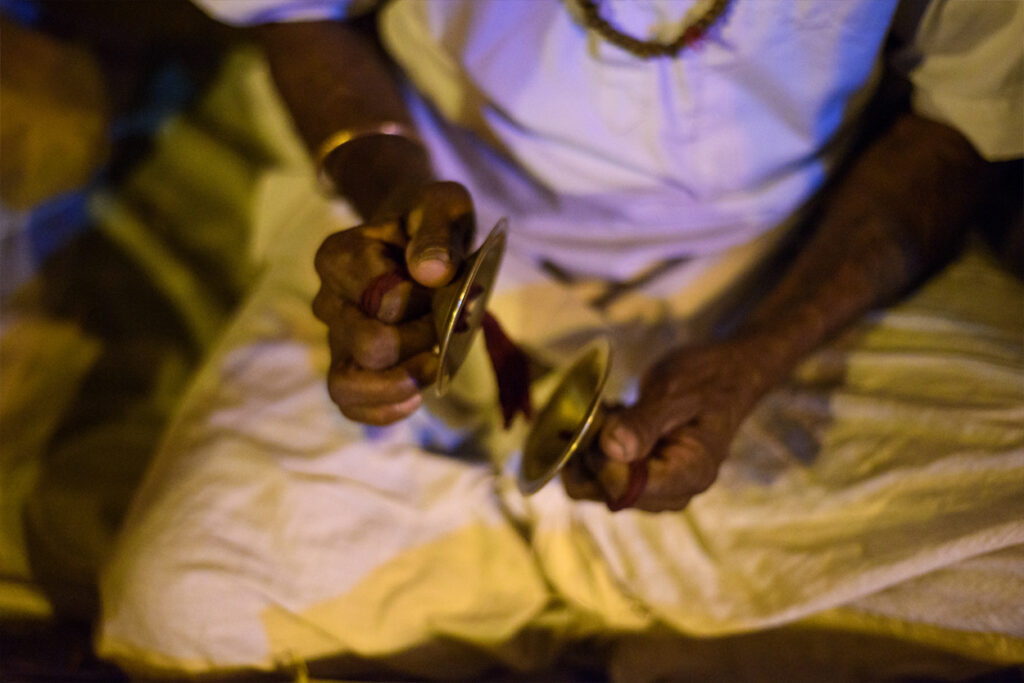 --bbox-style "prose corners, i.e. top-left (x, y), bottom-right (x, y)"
top-left (95, 48), bottom-right (1024, 678)
top-left (83, 4), bottom-right (1024, 676)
